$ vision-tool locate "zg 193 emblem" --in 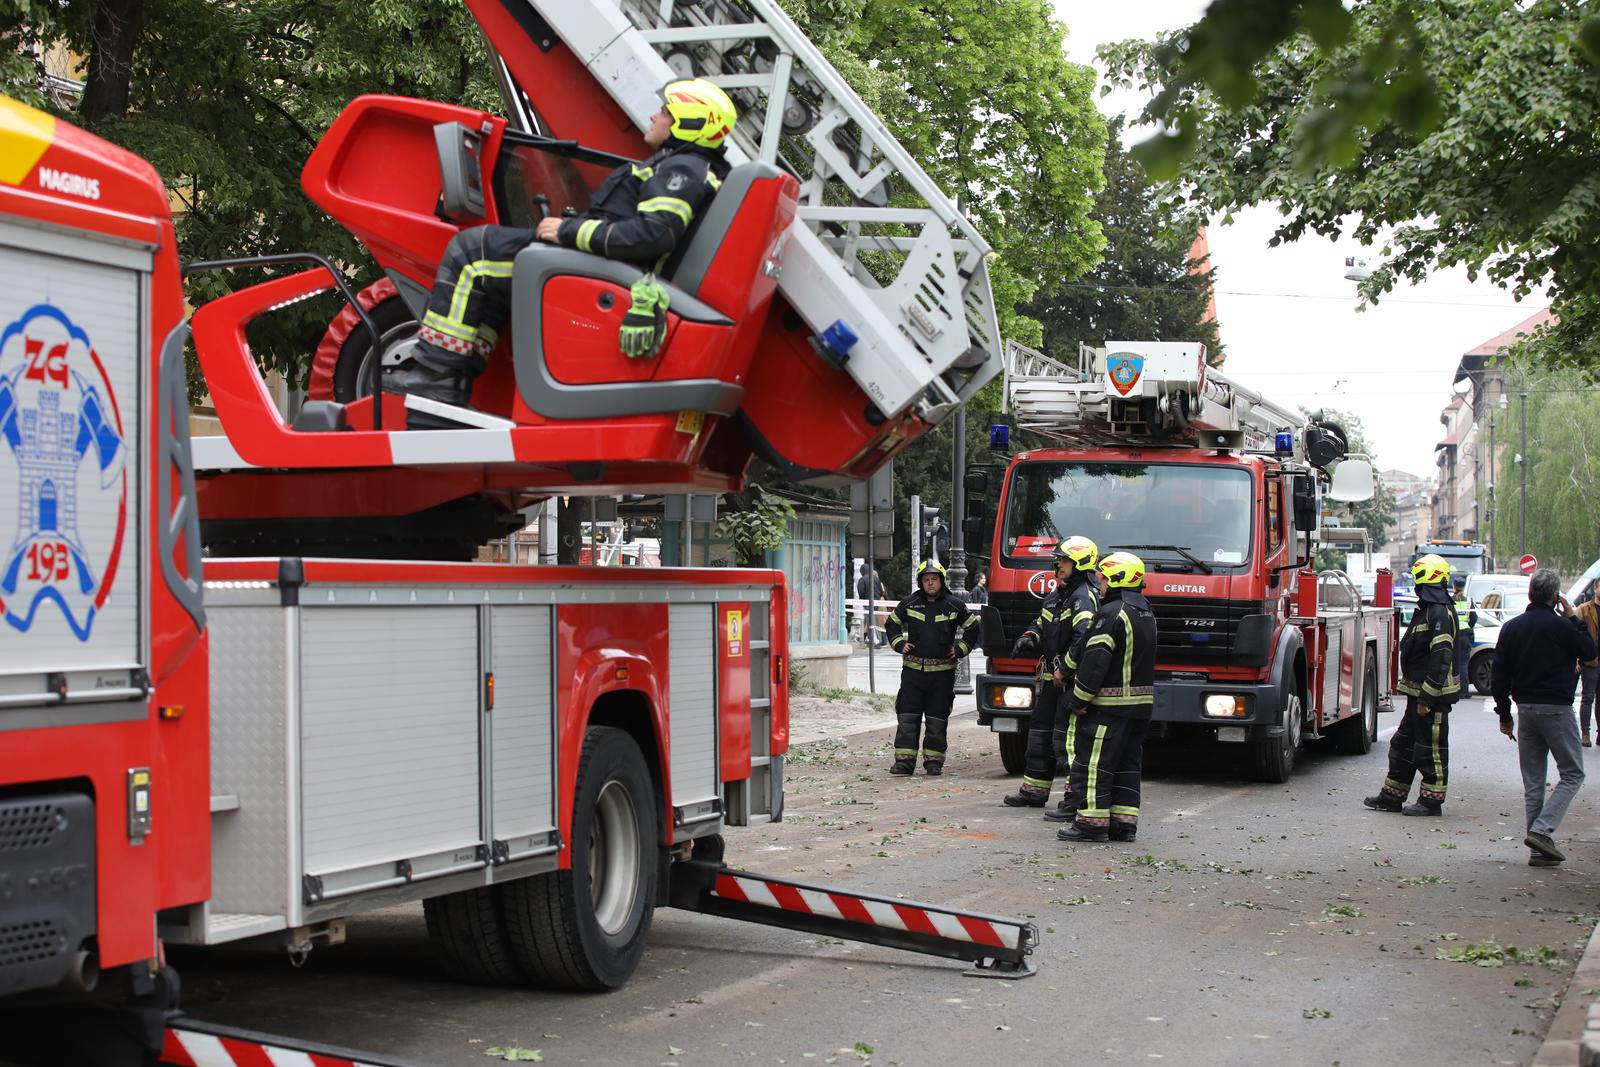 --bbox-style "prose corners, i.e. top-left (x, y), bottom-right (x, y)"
top-left (0, 304), bottom-right (127, 640)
